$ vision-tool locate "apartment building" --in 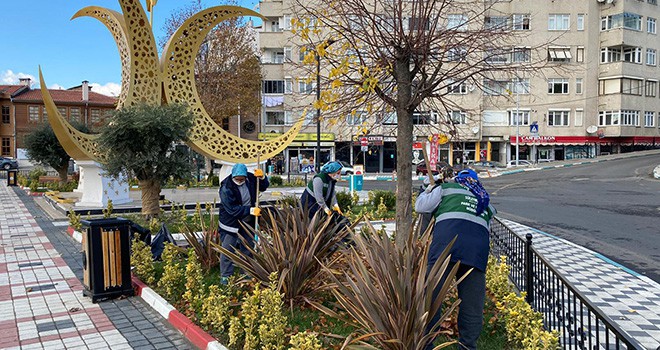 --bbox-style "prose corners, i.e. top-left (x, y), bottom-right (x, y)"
top-left (0, 79), bottom-right (116, 159)
top-left (257, 0), bottom-right (660, 173)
